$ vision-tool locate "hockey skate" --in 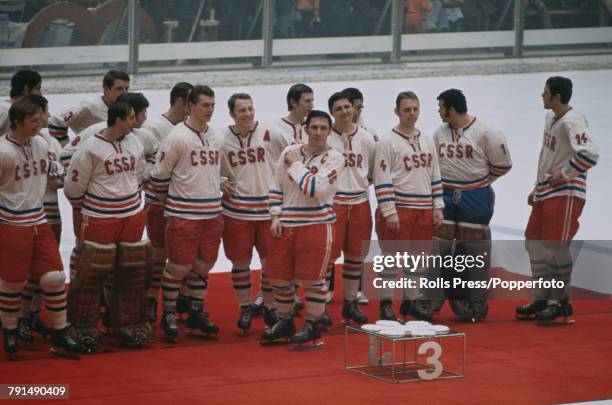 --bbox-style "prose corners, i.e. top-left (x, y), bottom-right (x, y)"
top-left (3, 328), bottom-right (19, 360)
top-left (515, 300), bottom-right (548, 320)
top-left (342, 300), bottom-right (368, 326)
top-left (400, 300), bottom-right (434, 322)
top-left (380, 300), bottom-right (397, 321)
top-left (50, 327), bottom-right (81, 359)
top-left (30, 312), bottom-right (53, 338)
top-left (186, 309), bottom-right (219, 339)
top-left (291, 320), bottom-right (323, 349)
top-left (17, 317), bottom-right (34, 347)
top-left (176, 295), bottom-right (190, 321)
top-left (450, 299), bottom-right (488, 323)
top-left (263, 306), bottom-right (278, 328)
top-left (161, 312), bottom-right (179, 343)
top-left (260, 318), bottom-right (295, 345)
top-left (536, 299), bottom-right (574, 326)
top-left (237, 305), bottom-right (254, 335)
top-left (251, 292), bottom-right (264, 317)
top-left (147, 297), bottom-right (158, 323)
top-left (318, 307), bottom-right (333, 331)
